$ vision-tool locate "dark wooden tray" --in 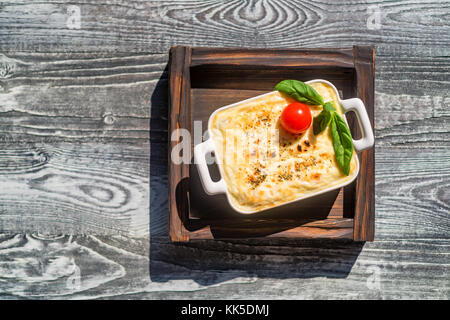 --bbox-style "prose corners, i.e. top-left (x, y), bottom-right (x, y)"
top-left (168, 46), bottom-right (375, 242)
